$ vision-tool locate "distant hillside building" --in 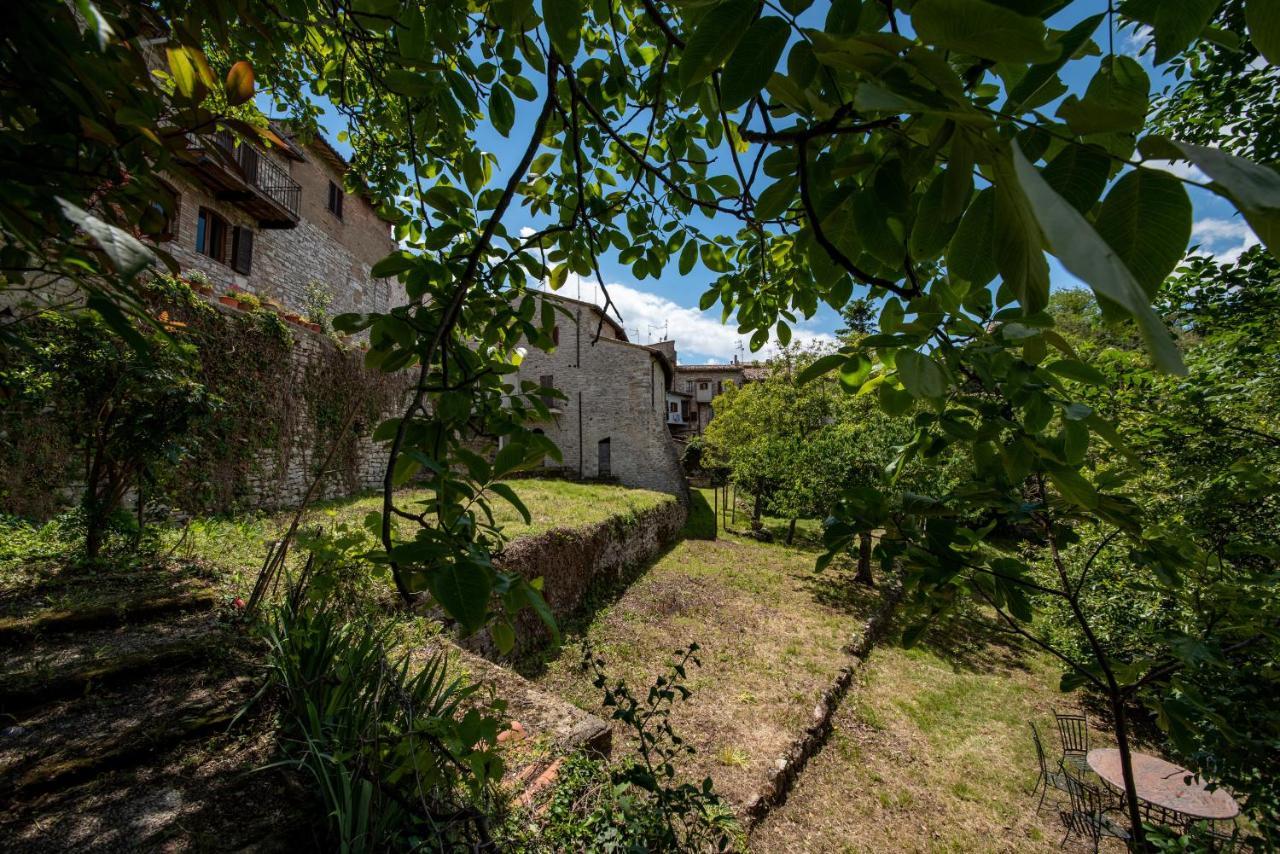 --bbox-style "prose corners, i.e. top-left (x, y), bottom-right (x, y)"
top-left (513, 293), bottom-right (687, 498)
top-left (672, 359), bottom-right (767, 435)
